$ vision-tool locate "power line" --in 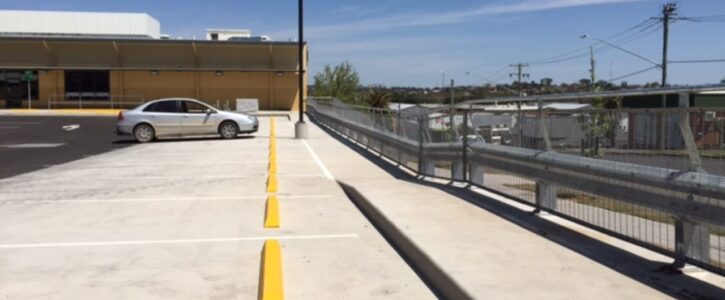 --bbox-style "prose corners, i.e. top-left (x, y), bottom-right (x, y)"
top-left (526, 19), bottom-right (657, 65)
top-left (670, 59), bottom-right (725, 64)
top-left (607, 66), bottom-right (659, 82)
top-left (528, 20), bottom-right (662, 65)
